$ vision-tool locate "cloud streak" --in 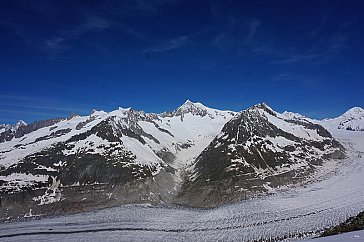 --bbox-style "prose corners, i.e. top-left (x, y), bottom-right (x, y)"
top-left (245, 19), bottom-right (261, 42)
top-left (211, 18), bottom-right (261, 52)
top-left (0, 103), bottom-right (88, 114)
top-left (269, 72), bottom-right (326, 90)
top-left (273, 33), bottom-right (348, 64)
top-left (44, 14), bottom-right (111, 51)
top-left (143, 35), bottom-right (190, 53)
top-left (0, 95), bottom-right (91, 123)
top-left (95, 0), bottom-right (181, 17)
top-left (235, 17), bottom-right (349, 65)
